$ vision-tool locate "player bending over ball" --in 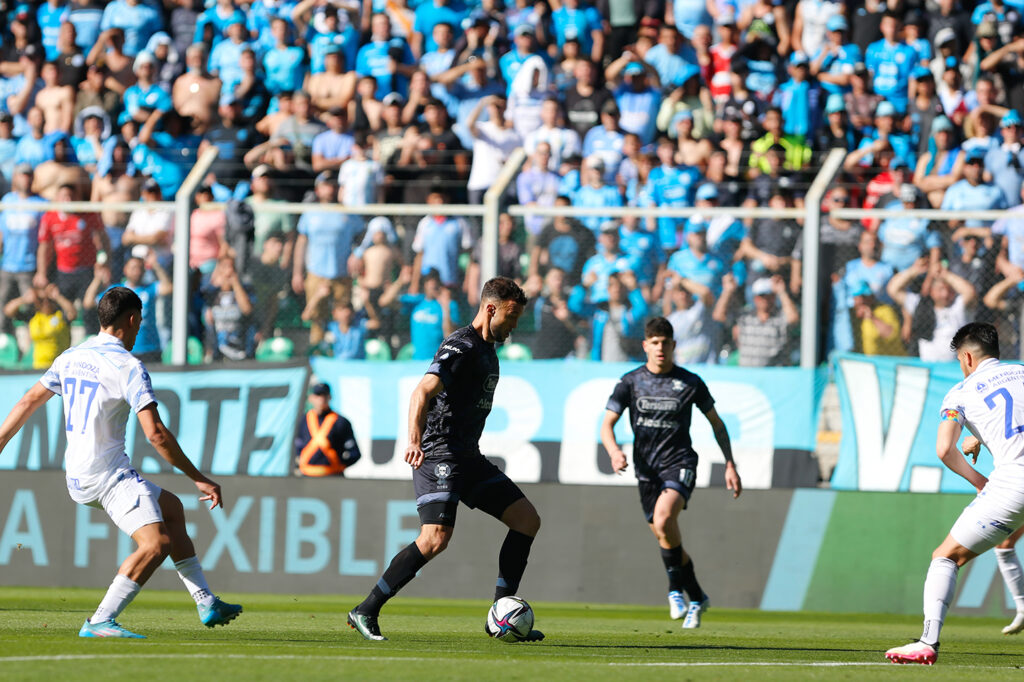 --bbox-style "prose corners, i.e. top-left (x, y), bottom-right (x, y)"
top-left (601, 317), bottom-right (742, 629)
top-left (887, 322), bottom-right (1024, 664)
top-left (0, 287), bottom-right (242, 638)
top-left (347, 277), bottom-right (543, 642)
